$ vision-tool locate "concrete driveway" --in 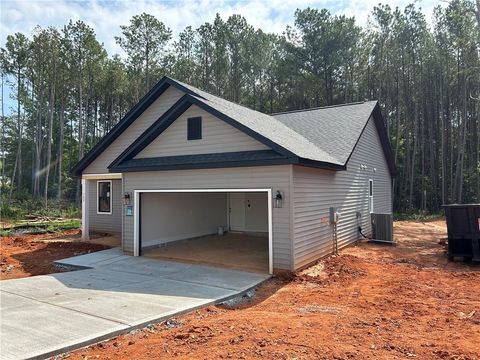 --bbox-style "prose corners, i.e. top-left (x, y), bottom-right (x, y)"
top-left (0, 248), bottom-right (269, 360)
